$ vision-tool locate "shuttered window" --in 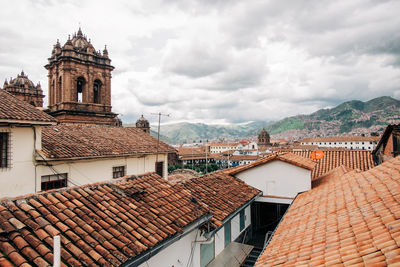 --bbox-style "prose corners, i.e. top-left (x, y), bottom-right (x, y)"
top-left (0, 133), bottom-right (9, 168)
